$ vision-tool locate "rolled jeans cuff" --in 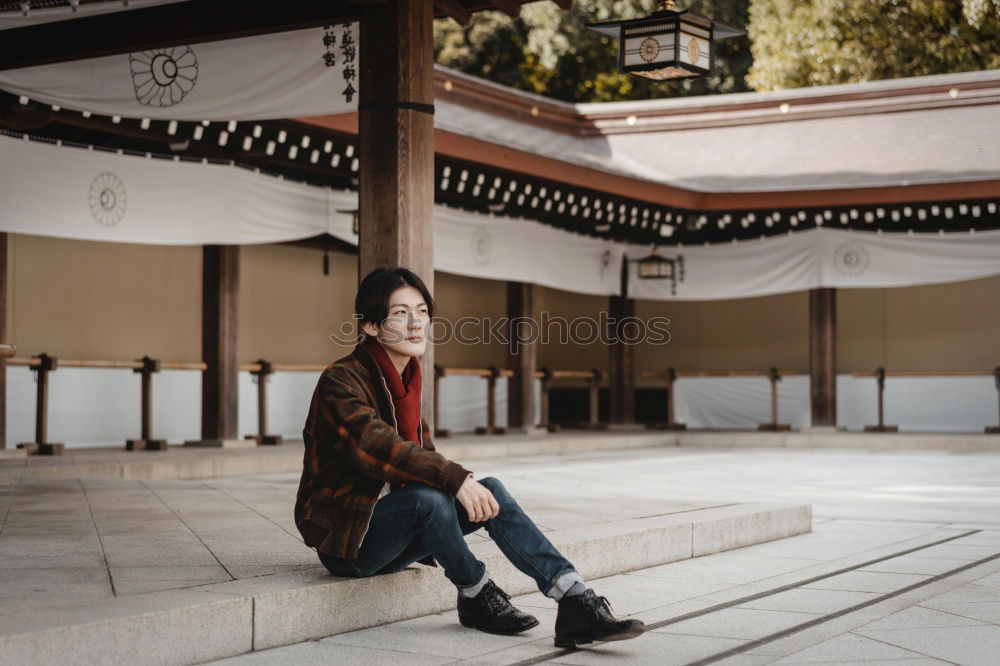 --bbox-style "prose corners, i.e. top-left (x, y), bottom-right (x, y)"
top-left (457, 567), bottom-right (490, 598)
top-left (546, 569), bottom-right (584, 601)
